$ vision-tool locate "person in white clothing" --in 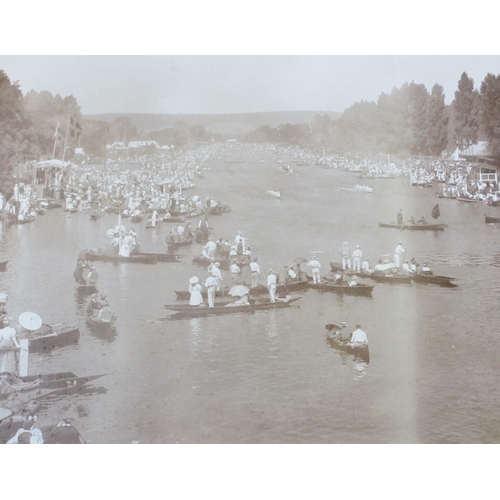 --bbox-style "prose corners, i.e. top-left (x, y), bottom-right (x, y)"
top-left (249, 258), bottom-right (262, 288)
top-left (348, 275), bottom-right (358, 286)
top-left (394, 242), bottom-right (405, 269)
top-left (402, 260), bottom-right (412, 273)
top-left (307, 256), bottom-right (321, 284)
top-left (351, 323), bottom-right (368, 344)
top-left (352, 245), bottom-right (362, 272)
top-left (211, 262), bottom-right (223, 291)
top-left (204, 272), bottom-right (218, 307)
top-left (267, 269), bottom-right (277, 303)
top-left (361, 258), bottom-right (372, 274)
top-left (230, 262), bottom-right (241, 284)
top-left (339, 242), bottom-right (351, 270)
